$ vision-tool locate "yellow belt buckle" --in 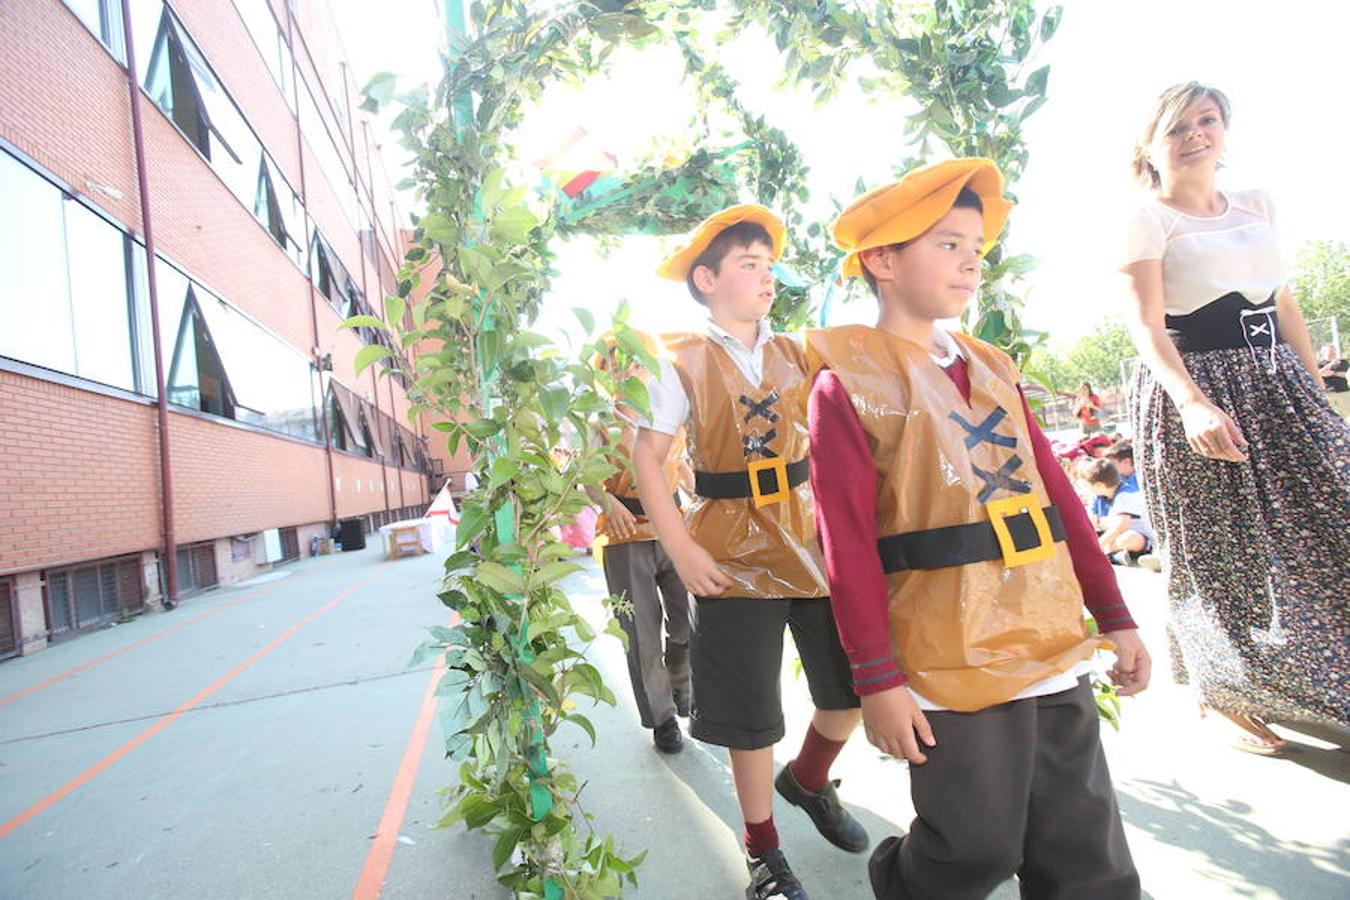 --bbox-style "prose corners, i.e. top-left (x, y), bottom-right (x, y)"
top-left (985, 495), bottom-right (1055, 567)
top-left (747, 457), bottom-right (790, 508)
